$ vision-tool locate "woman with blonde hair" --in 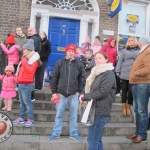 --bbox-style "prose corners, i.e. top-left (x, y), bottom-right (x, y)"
top-left (115, 36), bottom-right (140, 116)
